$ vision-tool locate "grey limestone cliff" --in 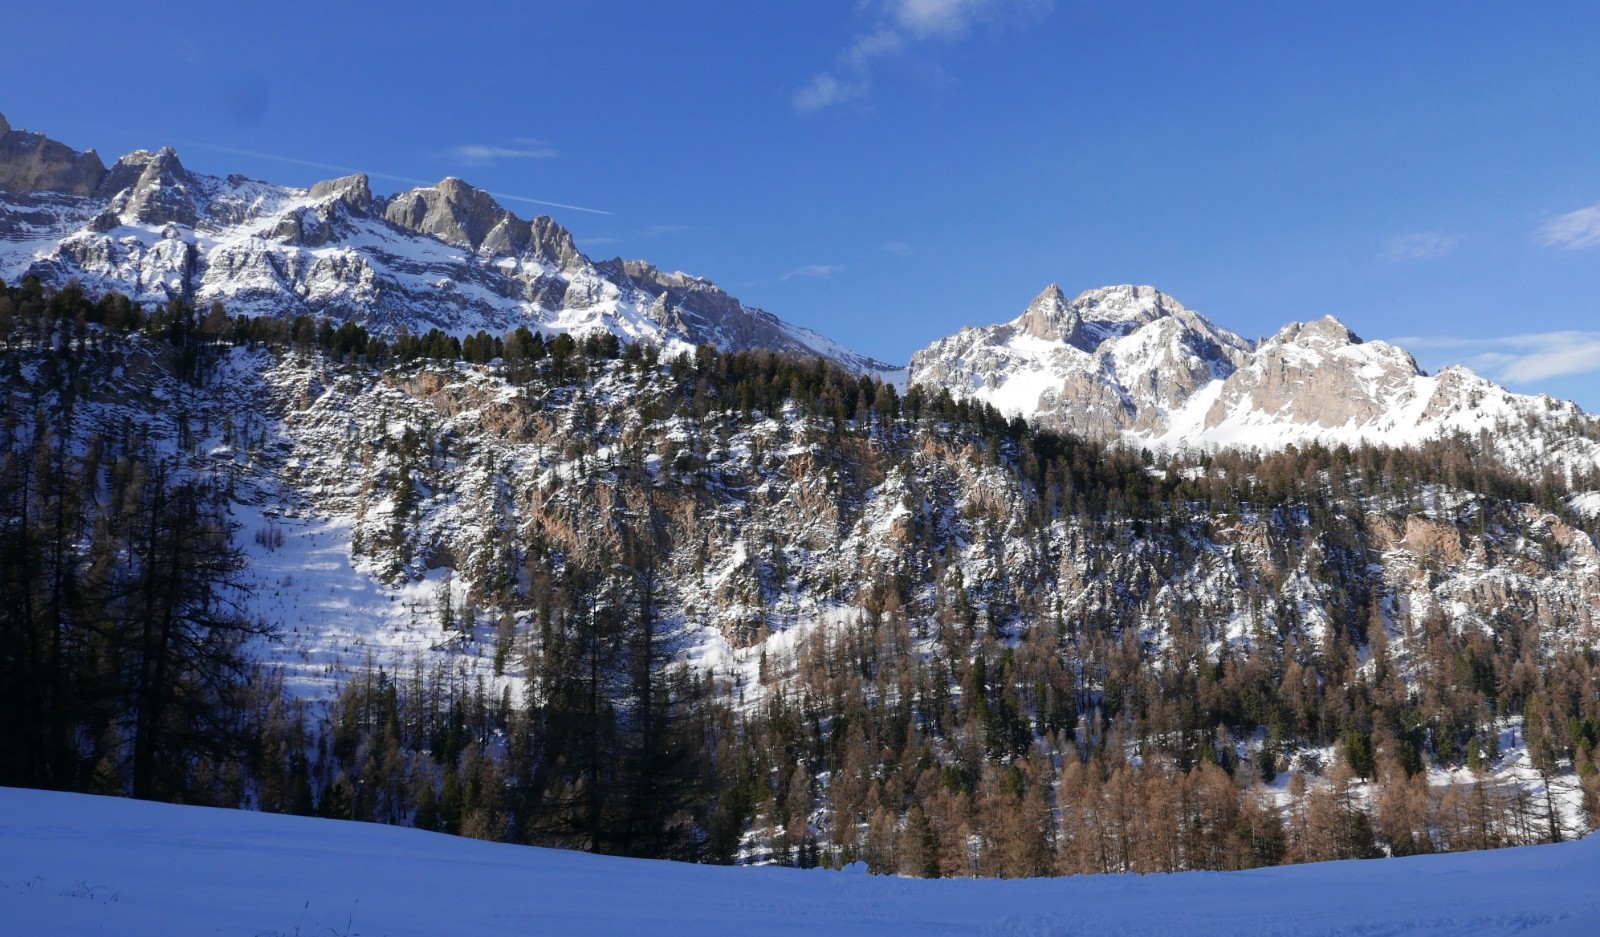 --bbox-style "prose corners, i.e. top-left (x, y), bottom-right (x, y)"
top-left (0, 113), bottom-right (107, 197)
top-left (0, 118), bottom-right (895, 375)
